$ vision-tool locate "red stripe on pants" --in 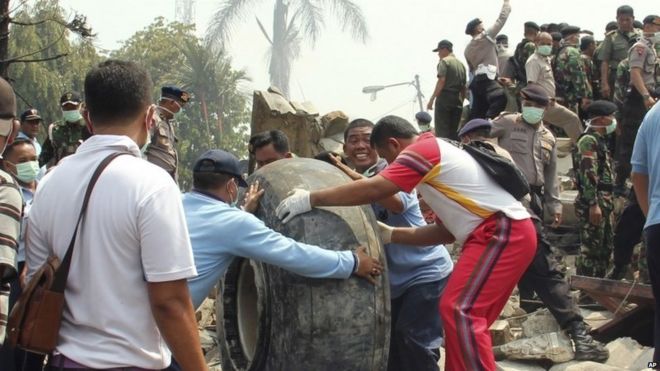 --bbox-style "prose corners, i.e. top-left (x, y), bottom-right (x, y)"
top-left (440, 213), bottom-right (536, 371)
